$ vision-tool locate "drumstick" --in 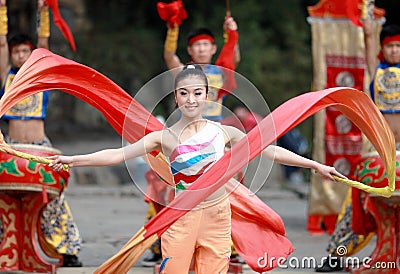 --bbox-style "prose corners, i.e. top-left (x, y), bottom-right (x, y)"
top-left (313, 170), bottom-right (394, 198)
top-left (0, 134), bottom-right (69, 171)
top-left (226, 0), bottom-right (231, 17)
